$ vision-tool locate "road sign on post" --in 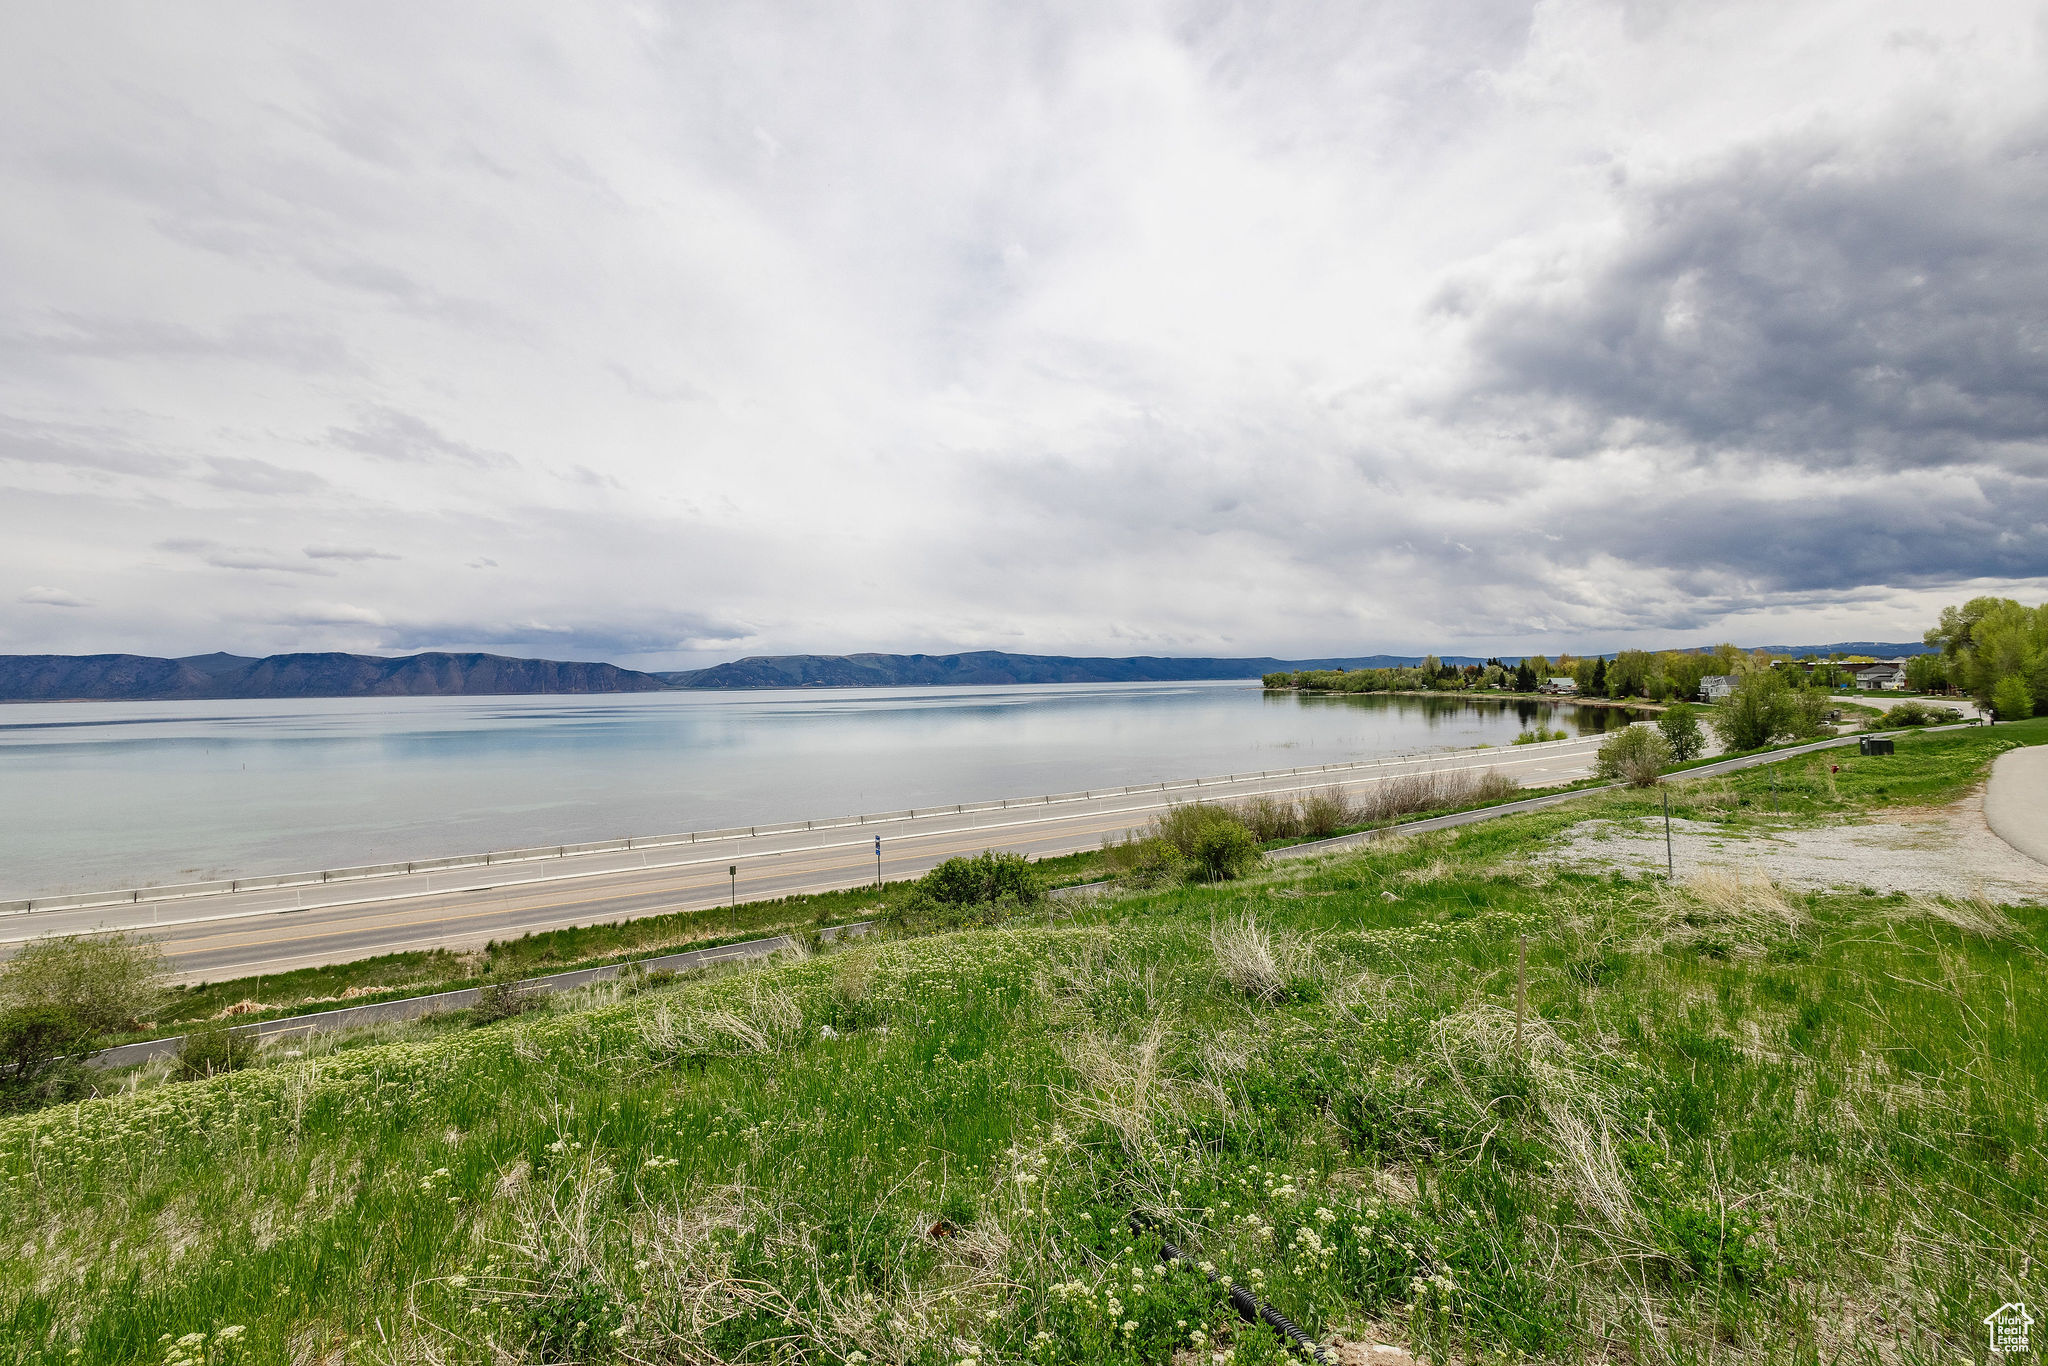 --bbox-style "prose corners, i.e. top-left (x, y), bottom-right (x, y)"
top-left (728, 864), bottom-right (736, 907)
top-left (874, 835), bottom-right (882, 886)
